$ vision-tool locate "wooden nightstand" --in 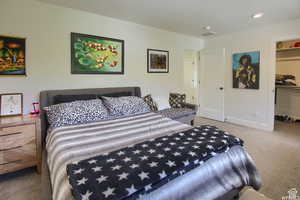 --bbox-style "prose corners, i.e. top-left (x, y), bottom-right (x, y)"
top-left (0, 115), bottom-right (41, 175)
